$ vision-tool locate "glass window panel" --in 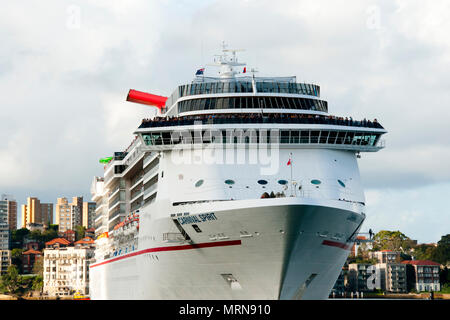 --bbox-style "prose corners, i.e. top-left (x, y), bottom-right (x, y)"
top-left (336, 131), bottom-right (346, 144)
top-left (310, 131), bottom-right (320, 143)
top-left (328, 131), bottom-right (337, 144)
top-left (204, 98), bottom-right (211, 110)
top-left (223, 98), bottom-right (229, 109)
top-left (290, 130), bottom-right (300, 143)
top-left (319, 131), bottom-right (329, 144)
top-left (280, 131), bottom-right (290, 143)
top-left (300, 131), bottom-right (309, 143)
